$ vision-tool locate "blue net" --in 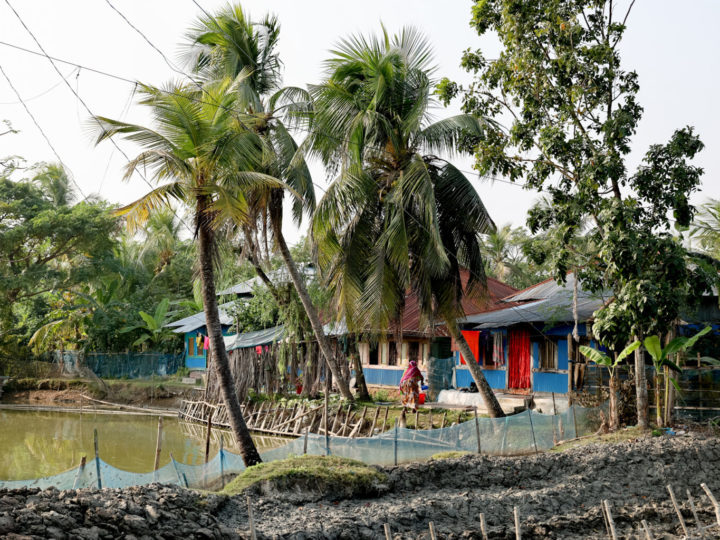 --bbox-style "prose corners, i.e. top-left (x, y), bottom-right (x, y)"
top-left (0, 404), bottom-right (602, 490)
